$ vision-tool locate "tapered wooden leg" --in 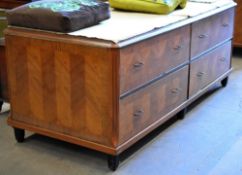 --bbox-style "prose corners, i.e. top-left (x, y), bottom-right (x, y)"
top-left (107, 155), bottom-right (120, 171)
top-left (14, 128), bottom-right (25, 143)
top-left (221, 77), bottom-right (229, 87)
top-left (0, 101), bottom-right (3, 112)
top-left (177, 108), bottom-right (187, 120)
